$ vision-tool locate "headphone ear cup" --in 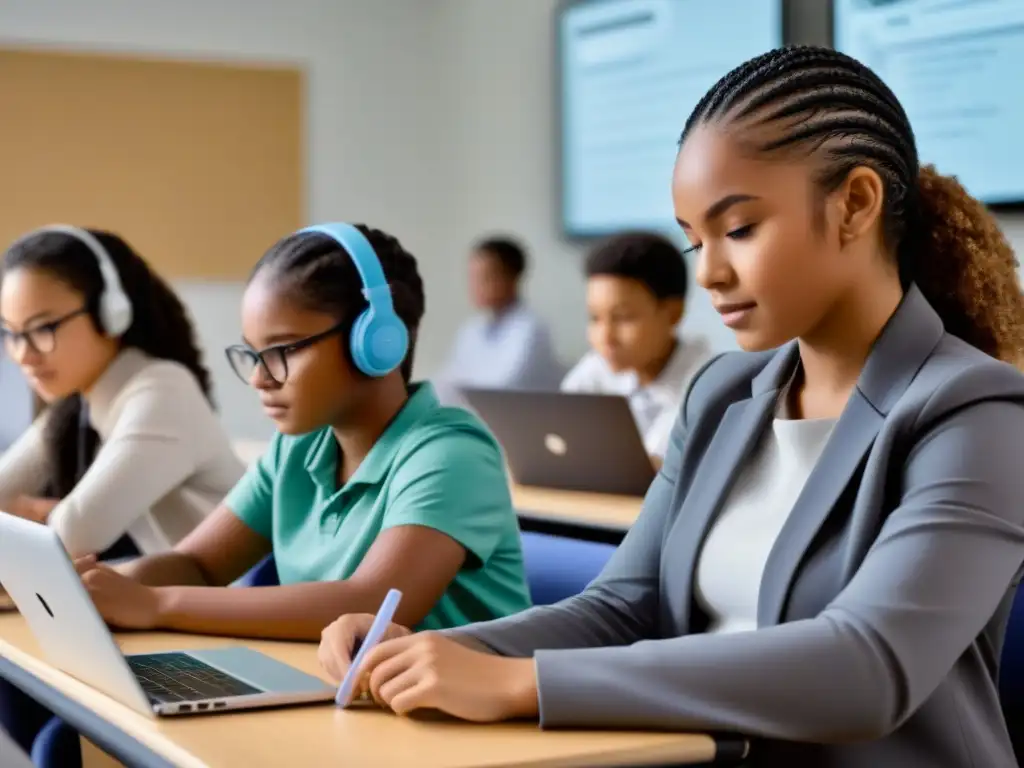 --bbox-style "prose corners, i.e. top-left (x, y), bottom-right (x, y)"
top-left (100, 291), bottom-right (133, 337)
top-left (350, 309), bottom-right (408, 377)
top-left (349, 310), bottom-right (373, 375)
